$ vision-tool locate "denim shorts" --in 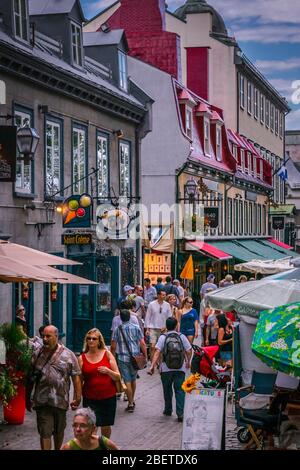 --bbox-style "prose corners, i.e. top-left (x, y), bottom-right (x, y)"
top-left (220, 351), bottom-right (232, 361)
top-left (118, 359), bottom-right (138, 383)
